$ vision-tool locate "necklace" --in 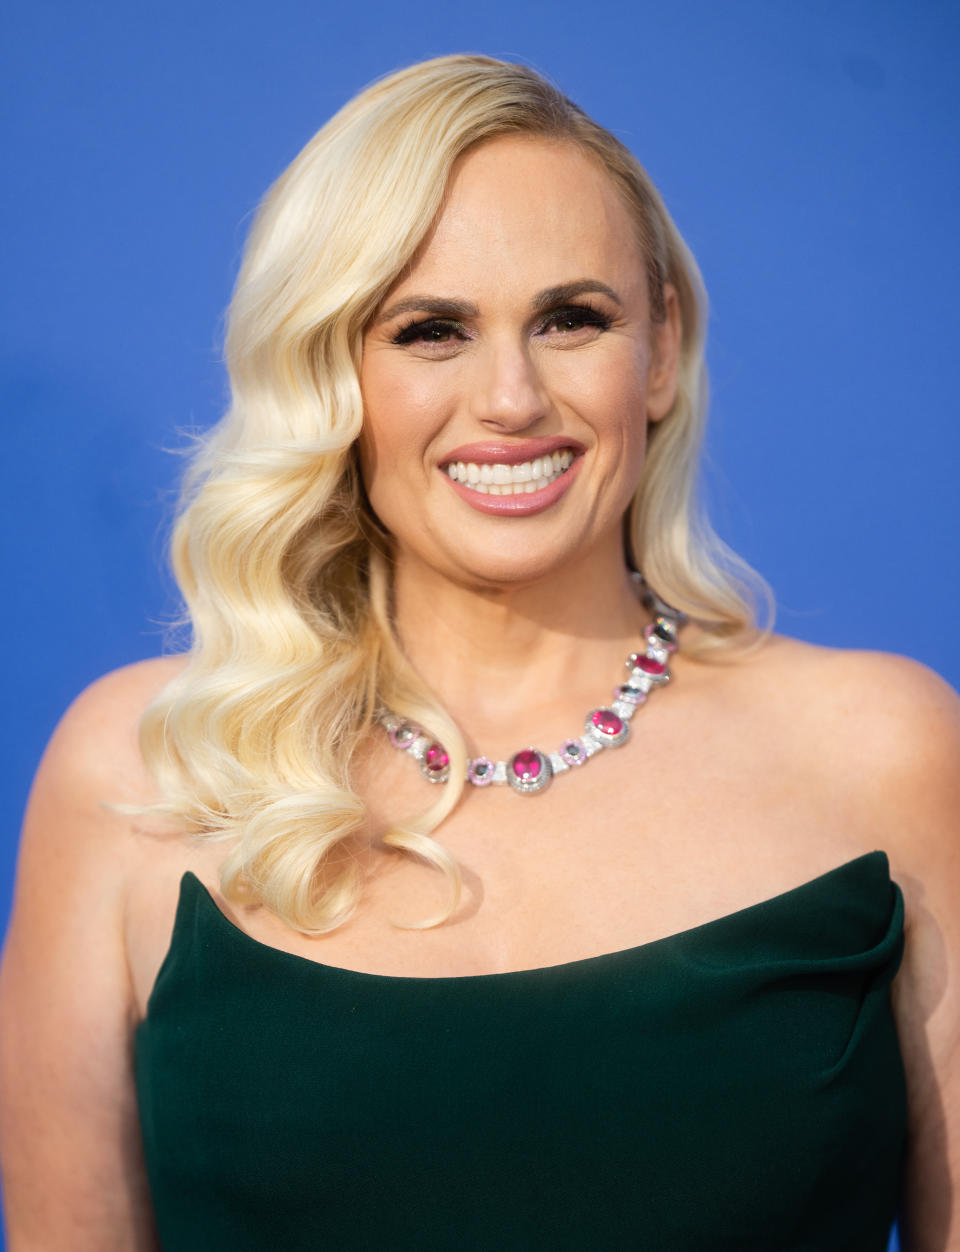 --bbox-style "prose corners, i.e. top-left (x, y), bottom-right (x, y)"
top-left (379, 576), bottom-right (687, 796)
